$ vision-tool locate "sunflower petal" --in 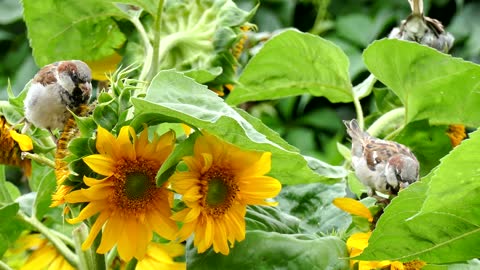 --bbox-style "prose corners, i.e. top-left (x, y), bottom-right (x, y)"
top-left (9, 129), bottom-right (33, 151)
top-left (96, 126), bottom-right (117, 158)
top-left (333, 198), bottom-right (373, 222)
top-left (83, 155), bottom-right (114, 176)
